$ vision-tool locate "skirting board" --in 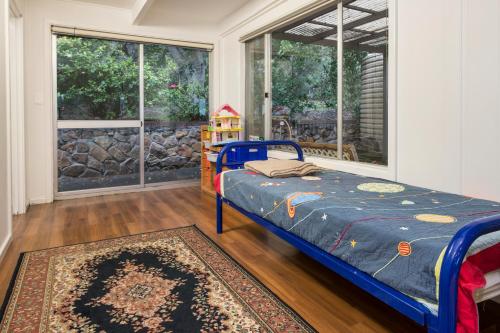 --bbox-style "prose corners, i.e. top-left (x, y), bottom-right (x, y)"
top-left (29, 197), bottom-right (53, 205)
top-left (55, 180), bottom-right (199, 201)
top-left (0, 234), bottom-right (13, 264)
top-left (27, 181), bottom-right (199, 204)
